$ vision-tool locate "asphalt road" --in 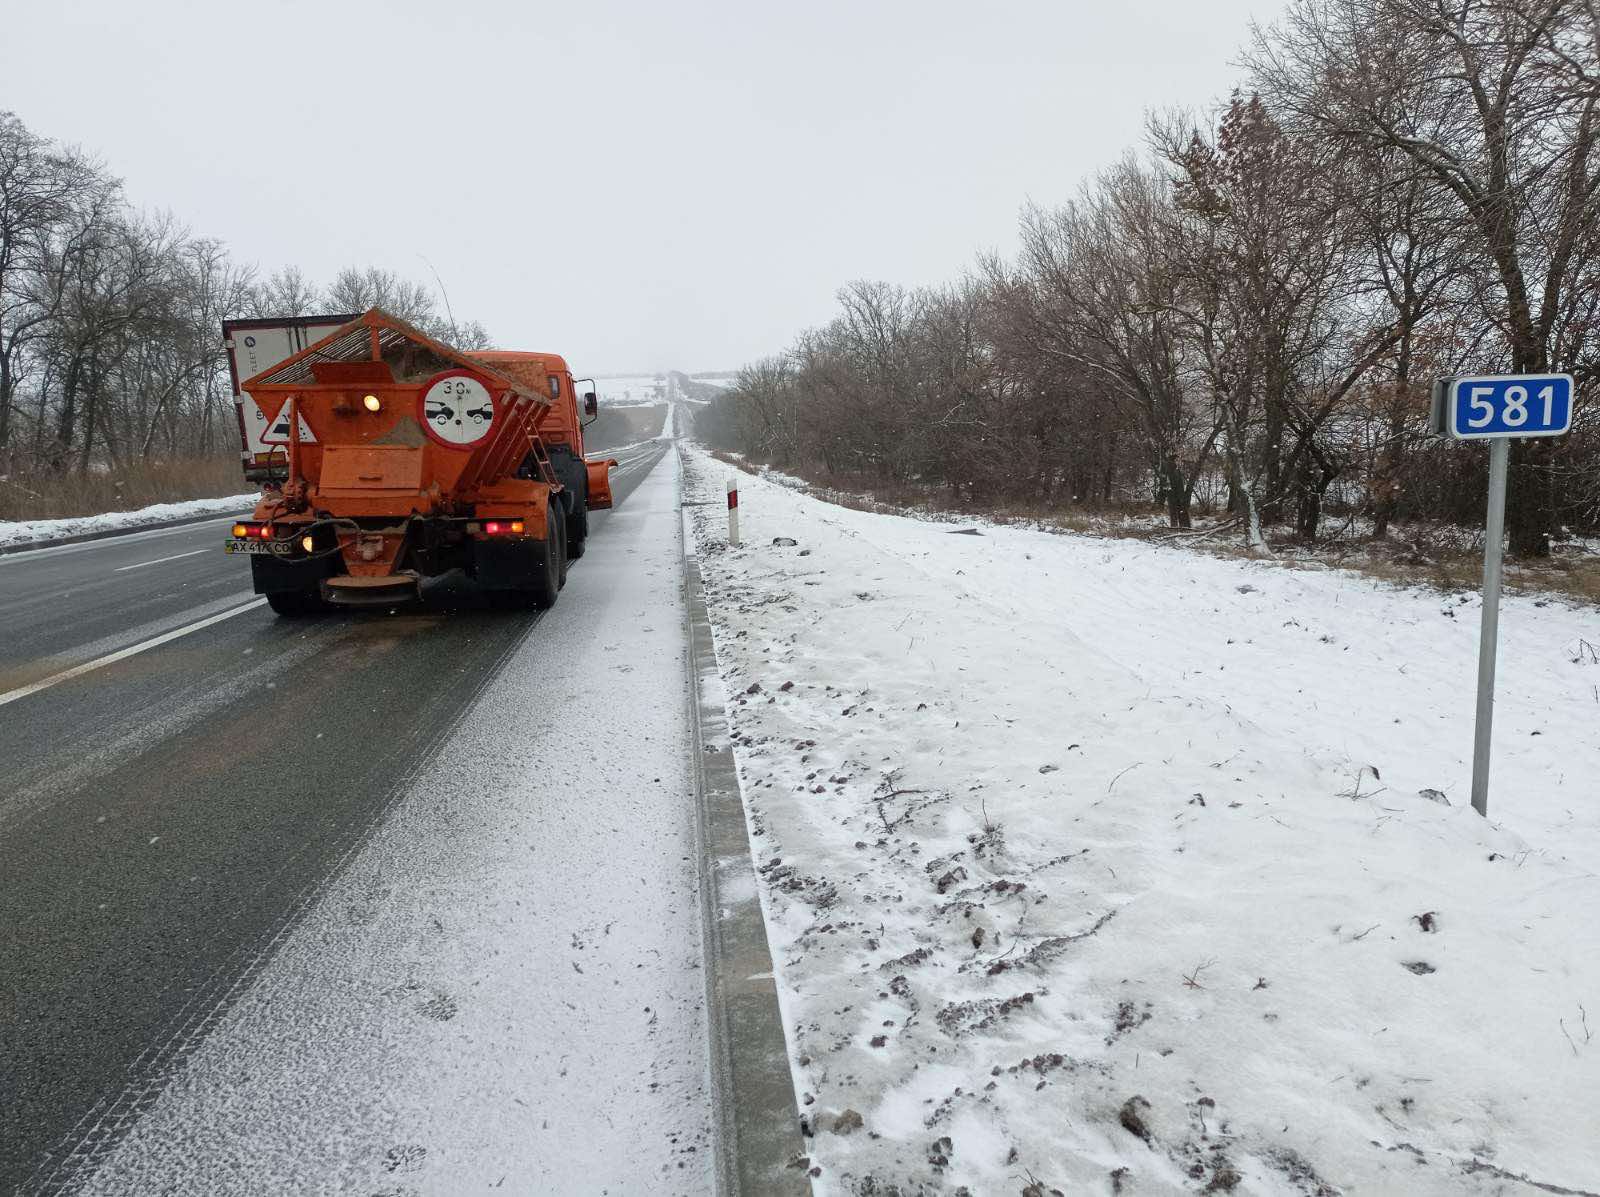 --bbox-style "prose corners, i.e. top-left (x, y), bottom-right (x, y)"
top-left (0, 438), bottom-right (671, 1194)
